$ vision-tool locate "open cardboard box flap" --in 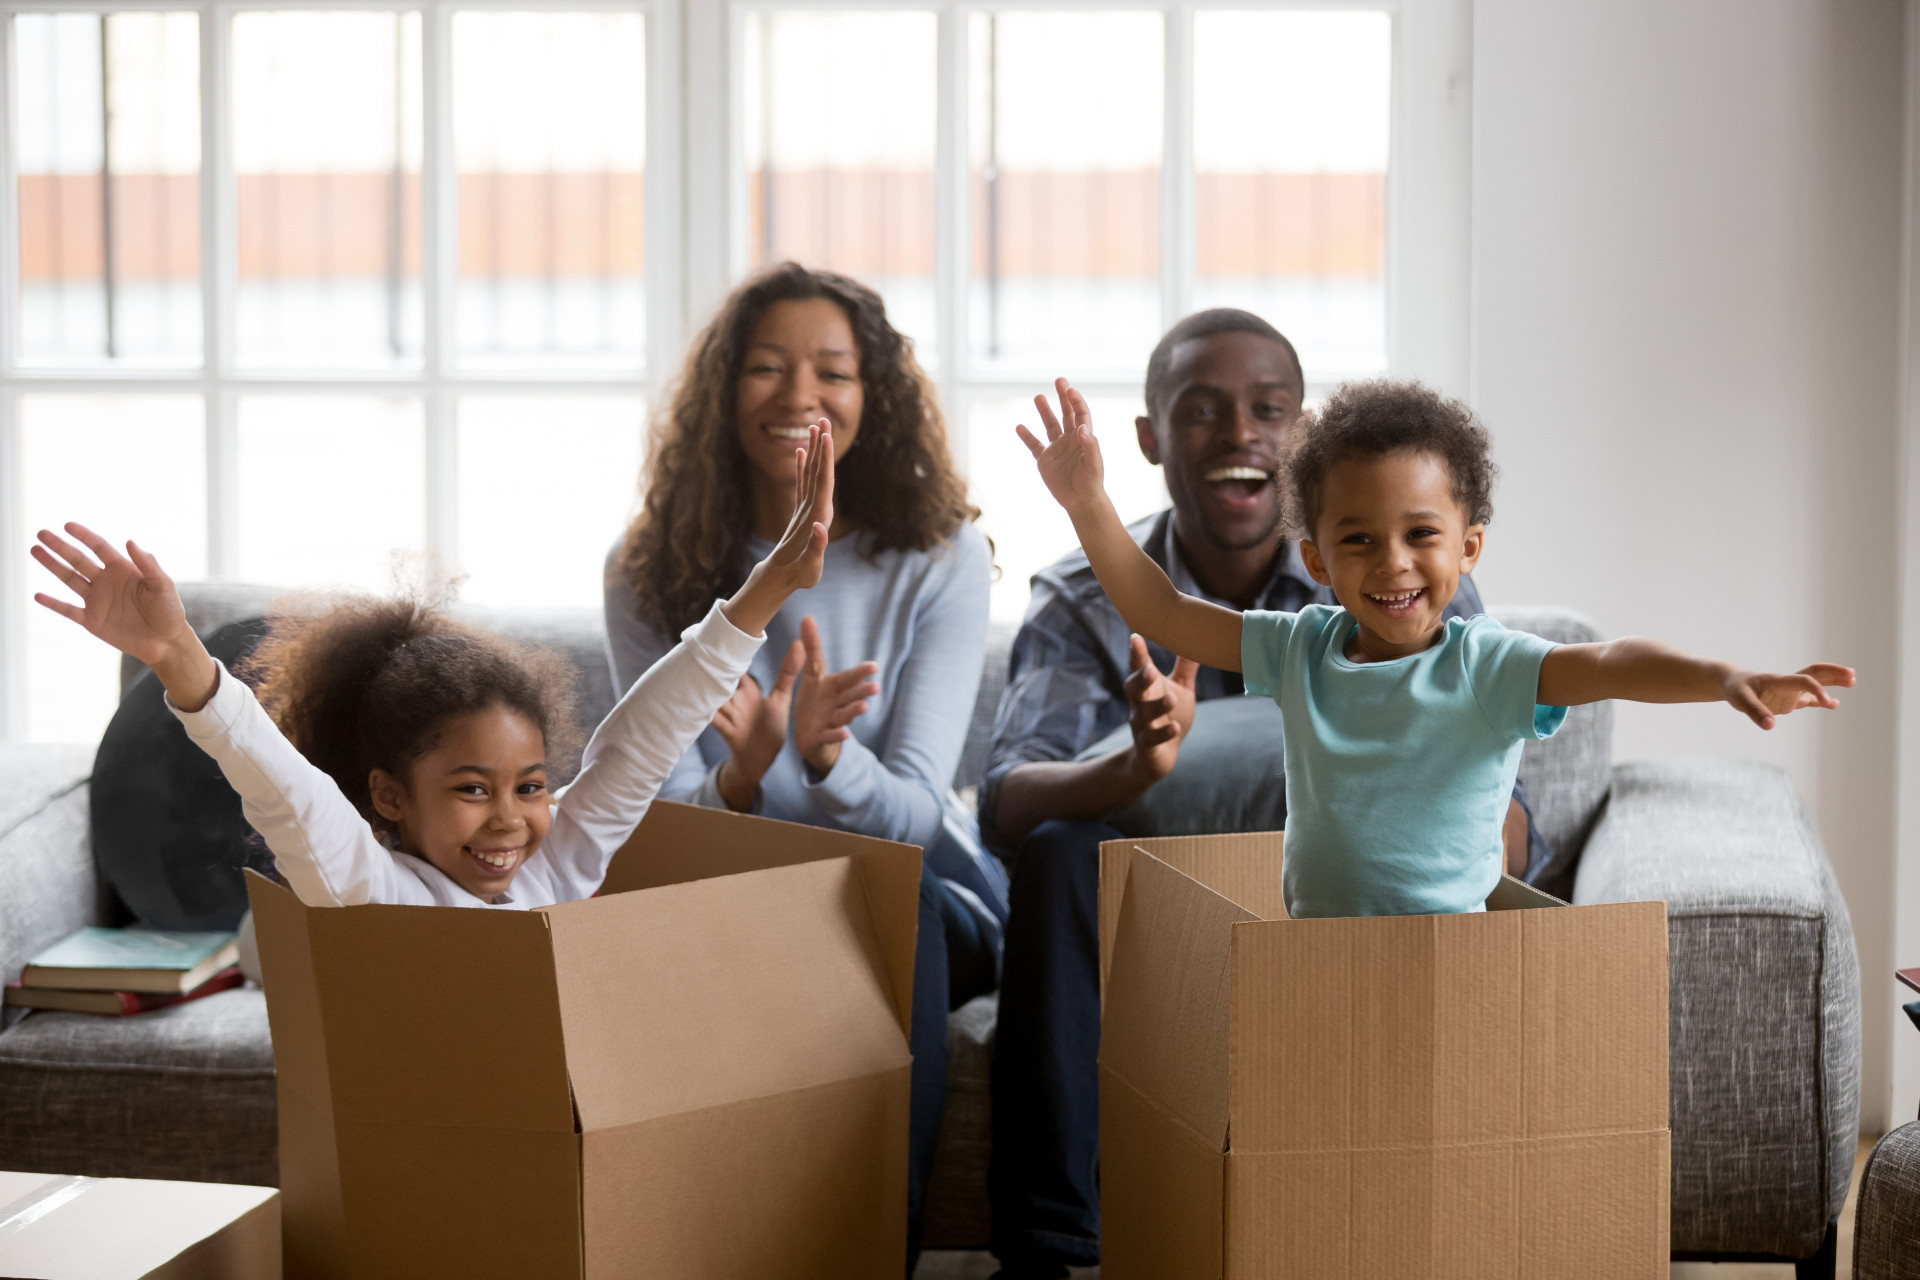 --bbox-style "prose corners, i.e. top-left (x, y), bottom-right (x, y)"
top-left (245, 799), bottom-right (922, 1279)
top-left (1097, 833), bottom-right (1671, 1279)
